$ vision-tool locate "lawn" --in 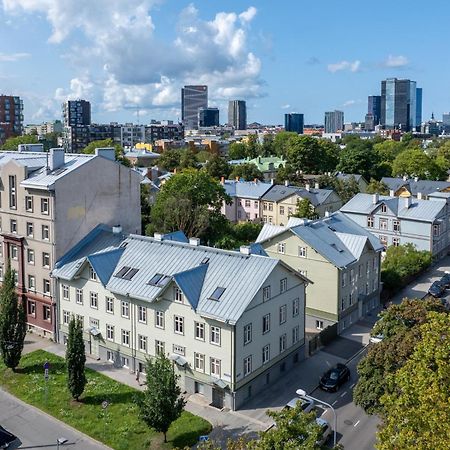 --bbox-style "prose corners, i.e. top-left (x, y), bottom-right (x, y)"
top-left (0, 350), bottom-right (212, 449)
